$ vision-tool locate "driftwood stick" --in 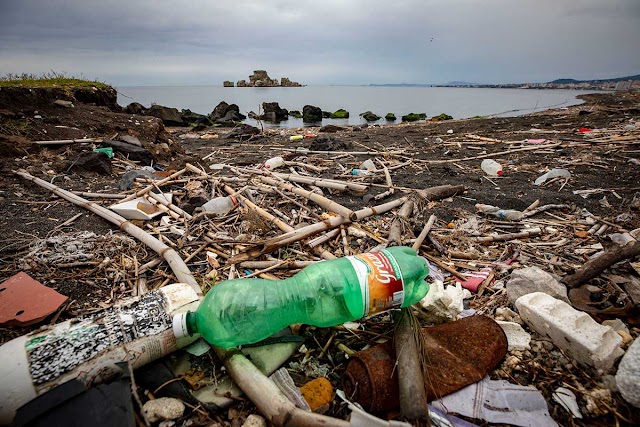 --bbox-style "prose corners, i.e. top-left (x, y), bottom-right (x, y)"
top-left (33, 138), bottom-right (96, 145)
top-left (229, 185), bottom-right (464, 263)
top-left (238, 260), bottom-right (317, 269)
top-left (394, 309), bottom-right (430, 425)
top-left (222, 185), bottom-right (336, 261)
top-left (474, 227), bottom-right (542, 242)
top-left (121, 168), bottom-right (188, 202)
top-left (563, 240), bottom-right (640, 288)
top-left (232, 166), bottom-right (367, 192)
top-left (71, 191), bottom-right (126, 199)
top-left (412, 214), bottom-right (437, 251)
top-left (15, 170), bottom-right (202, 295)
top-left (259, 175), bottom-right (356, 219)
top-left (307, 229), bottom-right (341, 248)
top-left (418, 143), bottom-right (561, 164)
top-left (387, 200), bottom-right (414, 247)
